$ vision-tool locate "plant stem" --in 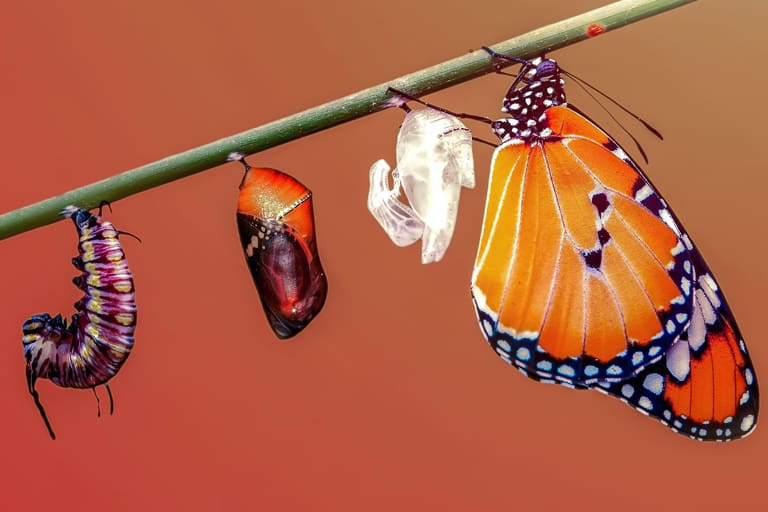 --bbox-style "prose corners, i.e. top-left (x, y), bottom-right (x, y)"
top-left (0, 0), bottom-right (695, 240)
